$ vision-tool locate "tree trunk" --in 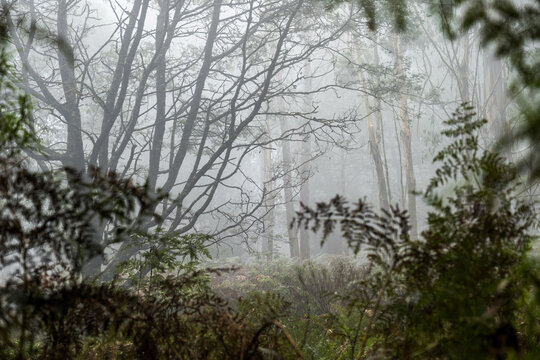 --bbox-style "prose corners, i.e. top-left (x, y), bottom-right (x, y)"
top-left (280, 118), bottom-right (300, 258)
top-left (299, 142), bottom-right (311, 260)
top-left (359, 78), bottom-right (389, 210)
top-left (483, 52), bottom-right (508, 141)
top-left (458, 33), bottom-right (471, 103)
top-left (365, 96), bottom-right (390, 211)
top-left (57, 0), bottom-right (85, 171)
top-left (262, 116), bottom-right (275, 260)
top-left (394, 35), bottom-right (417, 239)
top-left (299, 59), bottom-right (312, 260)
top-left (354, 39), bottom-right (390, 211)
top-left (148, 0), bottom-right (168, 191)
top-left (373, 44), bottom-right (392, 205)
top-left (338, 148), bottom-right (347, 254)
